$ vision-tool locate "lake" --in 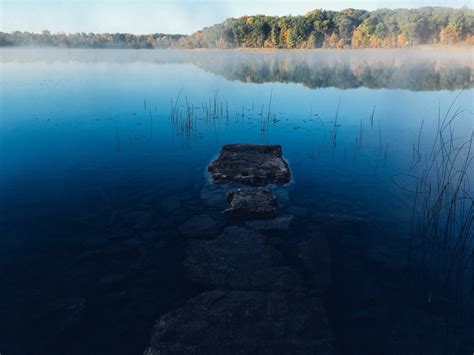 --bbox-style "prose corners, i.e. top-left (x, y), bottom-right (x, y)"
top-left (0, 48), bottom-right (473, 354)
